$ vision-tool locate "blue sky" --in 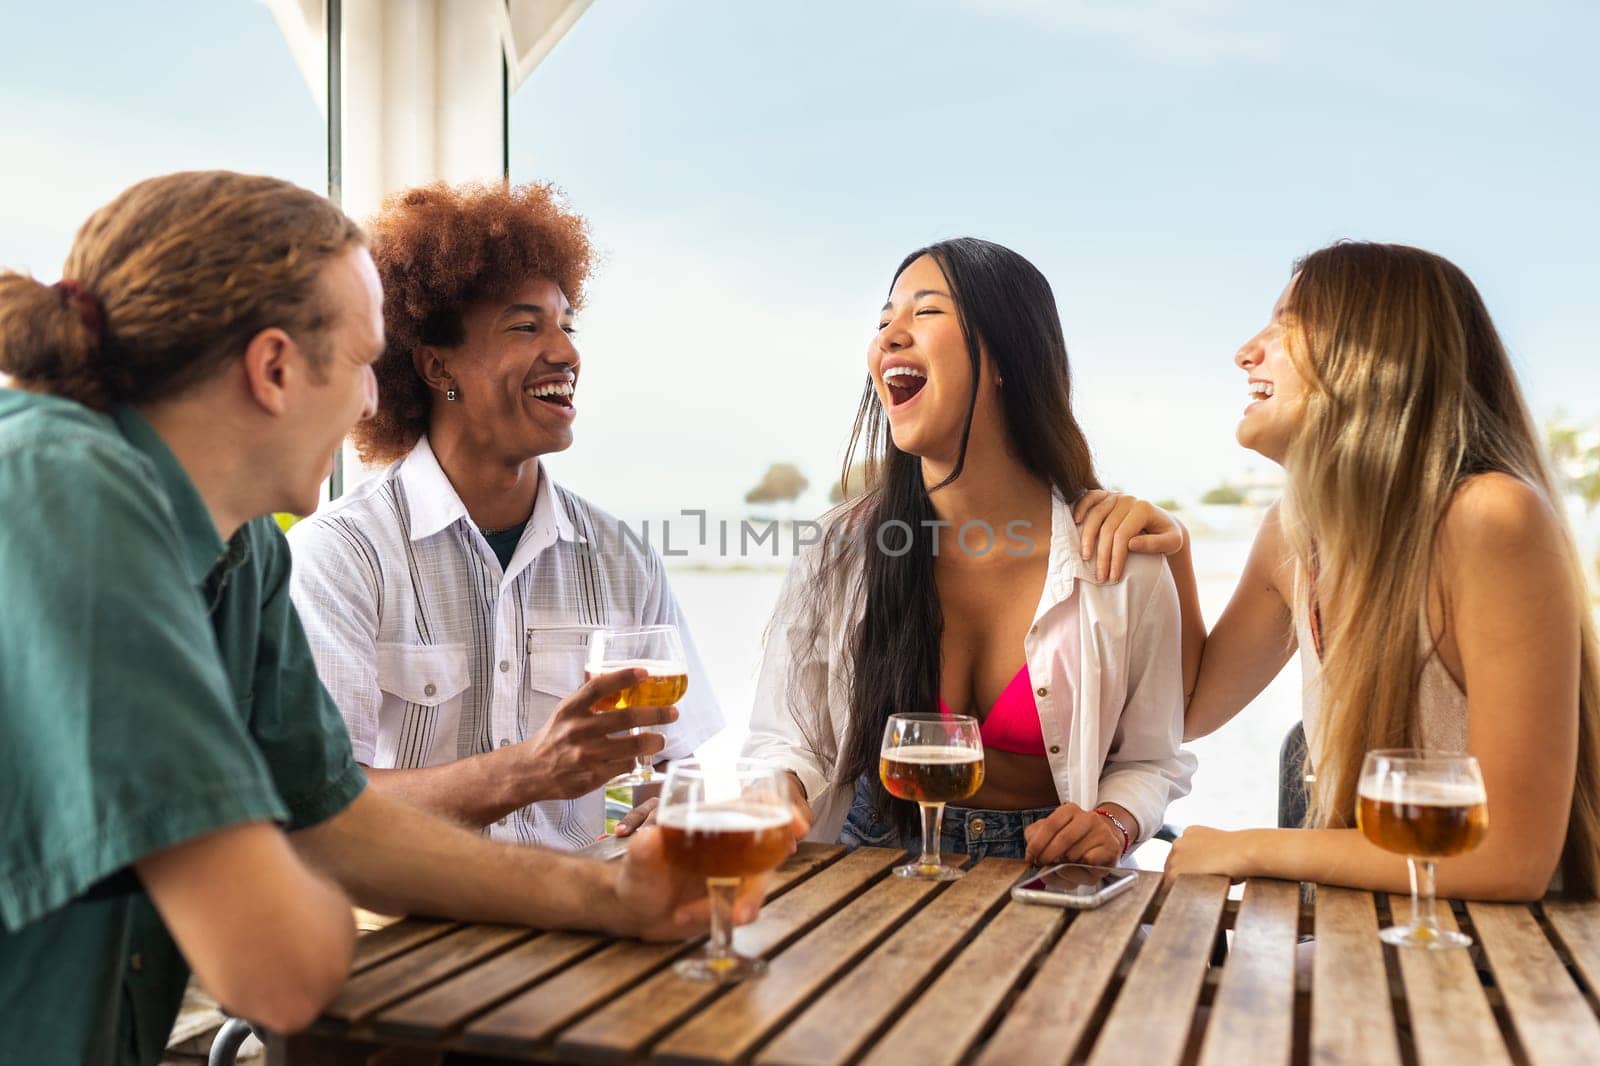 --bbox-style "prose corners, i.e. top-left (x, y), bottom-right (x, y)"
top-left (2, 0), bottom-right (1596, 512)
